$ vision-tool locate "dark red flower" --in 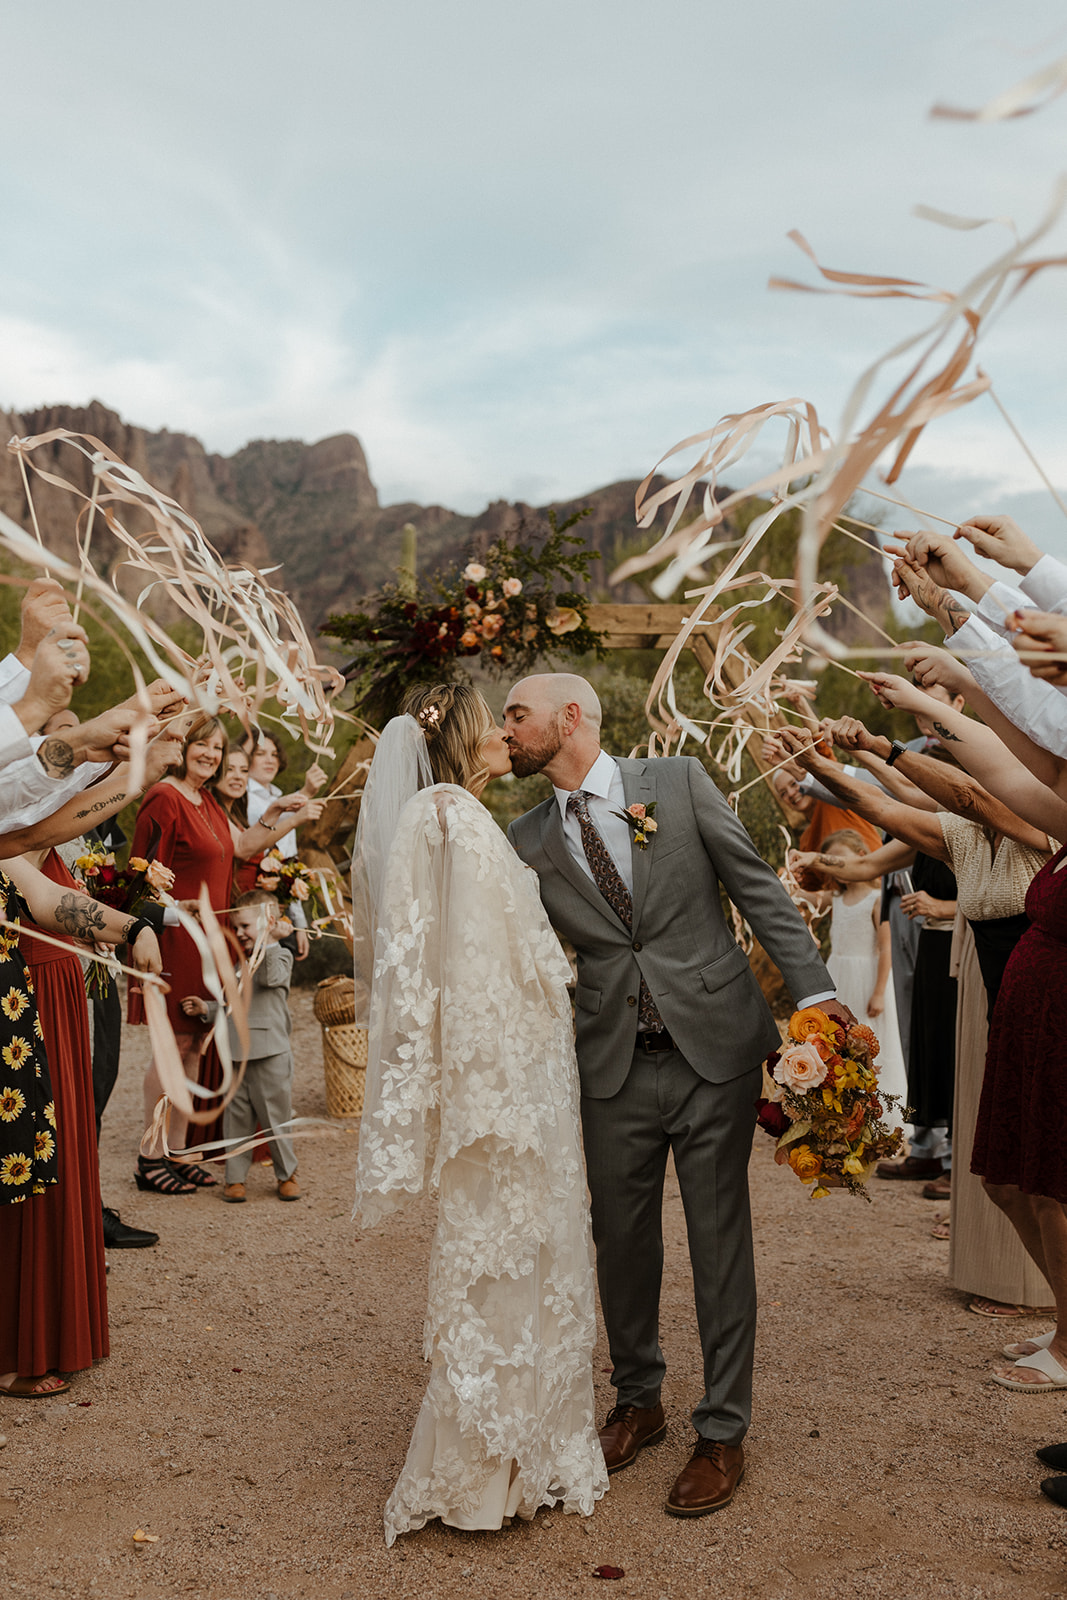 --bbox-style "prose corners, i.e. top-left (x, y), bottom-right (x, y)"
top-left (755, 1097), bottom-right (790, 1138)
